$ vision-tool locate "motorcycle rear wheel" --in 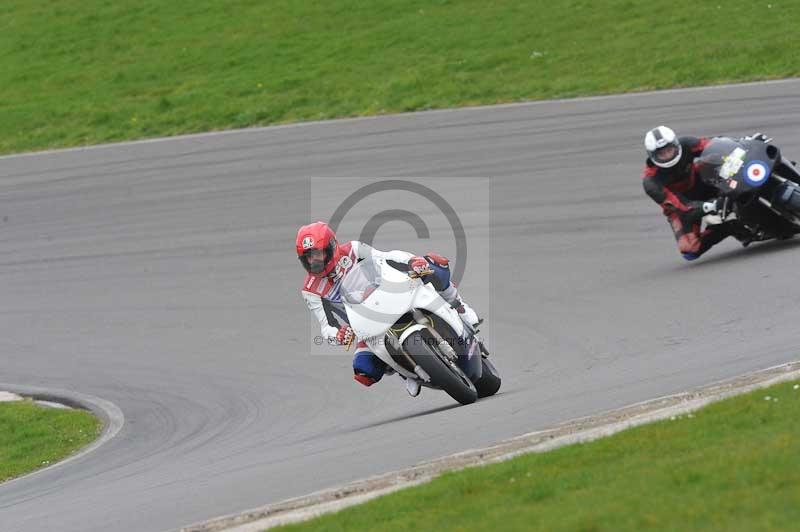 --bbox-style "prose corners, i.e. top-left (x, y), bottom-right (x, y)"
top-left (474, 356), bottom-right (501, 398)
